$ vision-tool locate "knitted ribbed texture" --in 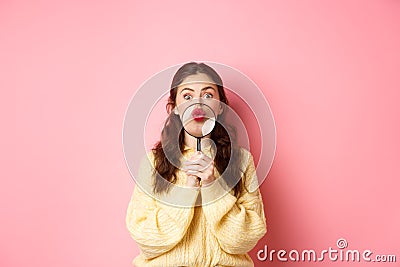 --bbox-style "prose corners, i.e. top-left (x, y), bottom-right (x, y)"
top-left (126, 146), bottom-right (267, 267)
